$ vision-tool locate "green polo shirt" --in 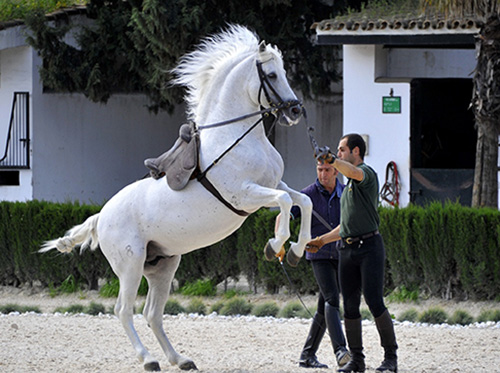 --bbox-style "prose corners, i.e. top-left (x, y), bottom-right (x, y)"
top-left (339, 163), bottom-right (380, 238)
